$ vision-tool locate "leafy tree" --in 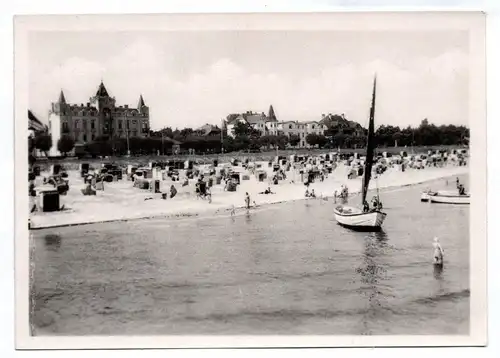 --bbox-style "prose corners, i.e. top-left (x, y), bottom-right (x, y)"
top-left (289, 134), bottom-right (300, 147)
top-left (232, 121), bottom-right (252, 137)
top-left (150, 127), bottom-right (174, 139)
top-left (222, 136), bottom-right (235, 153)
top-left (57, 135), bottom-right (75, 156)
top-left (180, 128), bottom-right (194, 137)
top-left (34, 133), bottom-right (52, 156)
top-left (306, 133), bottom-right (319, 147)
top-left (258, 135), bottom-right (272, 150)
top-left (333, 132), bottom-right (346, 148)
top-left (276, 134), bottom-right (289, 150)
top-left (316, 135), bottom-right (328, 148)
